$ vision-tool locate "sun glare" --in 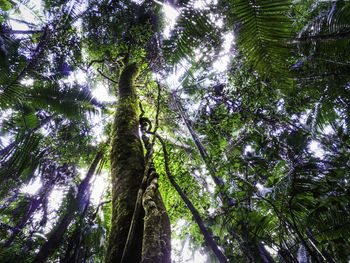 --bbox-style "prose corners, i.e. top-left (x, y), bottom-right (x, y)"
top-left (92, 83), bottom-right (116, 103)
top-left (309, 140), bottom-right (325, 158)
top-left (212, 32), bottom-right (234, 72)
top-left (154, 0), bottom-right (179, 39)
top-left (90, 172), bottom-right (110, 206)
top-left (21, 176), bottom-right (42, 195)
